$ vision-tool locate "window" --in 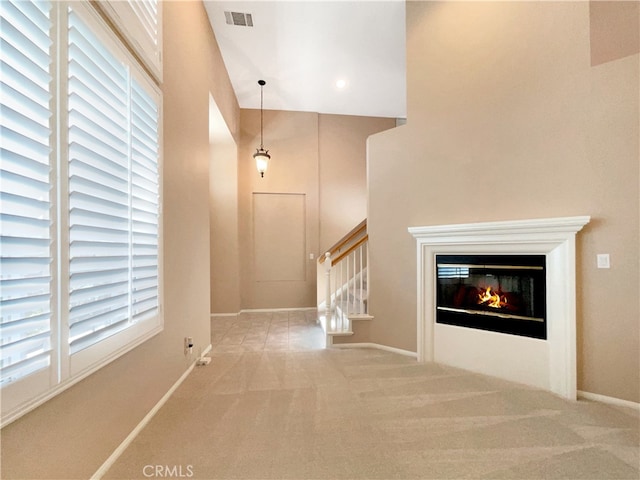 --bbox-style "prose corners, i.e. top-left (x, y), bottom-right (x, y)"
top-left (94, 0), bottom-right (162, 81)
top-left (0, 0), bottom-right (162, 426)
top-left (0, 0), bottom-right (53, 389)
